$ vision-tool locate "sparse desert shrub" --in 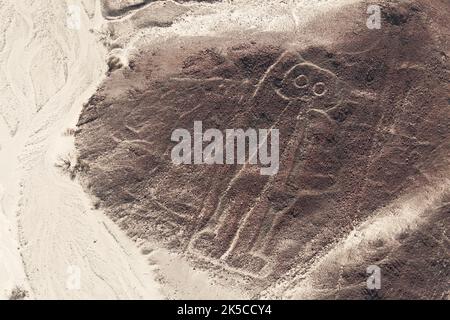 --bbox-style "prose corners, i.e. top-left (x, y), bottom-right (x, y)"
top-left (63, 128), bottom-right (77, 136)
top-left (55, 154), bottom-right (72, 171)
top-left (141, 246), bottom-right (153, 255)
top-left (55, 153), bottom-right (88, 180)
top-left (9, 286), bottom-right (28, 300)
top-left (98, 25), bottom-right (117, 48)
top-left (107, 55), bottom-right (124, 72)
